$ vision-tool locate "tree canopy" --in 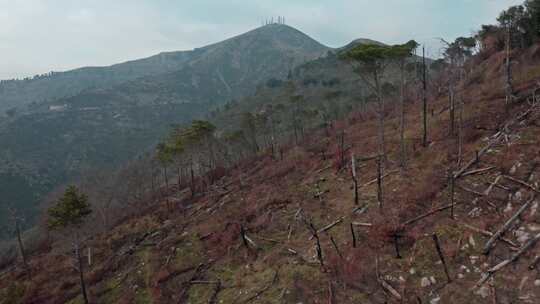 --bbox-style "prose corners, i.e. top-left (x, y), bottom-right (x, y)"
top-left (47, 186), bottom-right (92, 230)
